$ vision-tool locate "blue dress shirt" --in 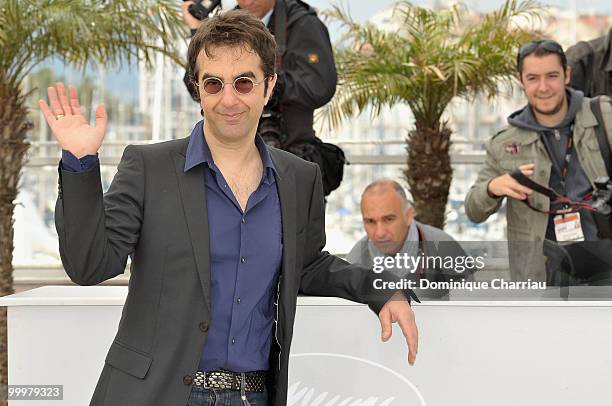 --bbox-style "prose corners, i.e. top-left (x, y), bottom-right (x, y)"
top-left (185, 122), bottom-right (282, 372)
